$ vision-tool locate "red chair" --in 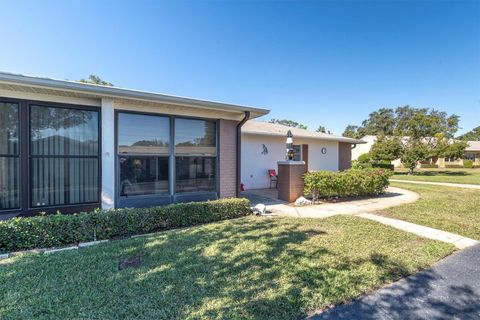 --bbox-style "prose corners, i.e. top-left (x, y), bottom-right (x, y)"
top-left (268, 169), bottom-right (278, 189)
